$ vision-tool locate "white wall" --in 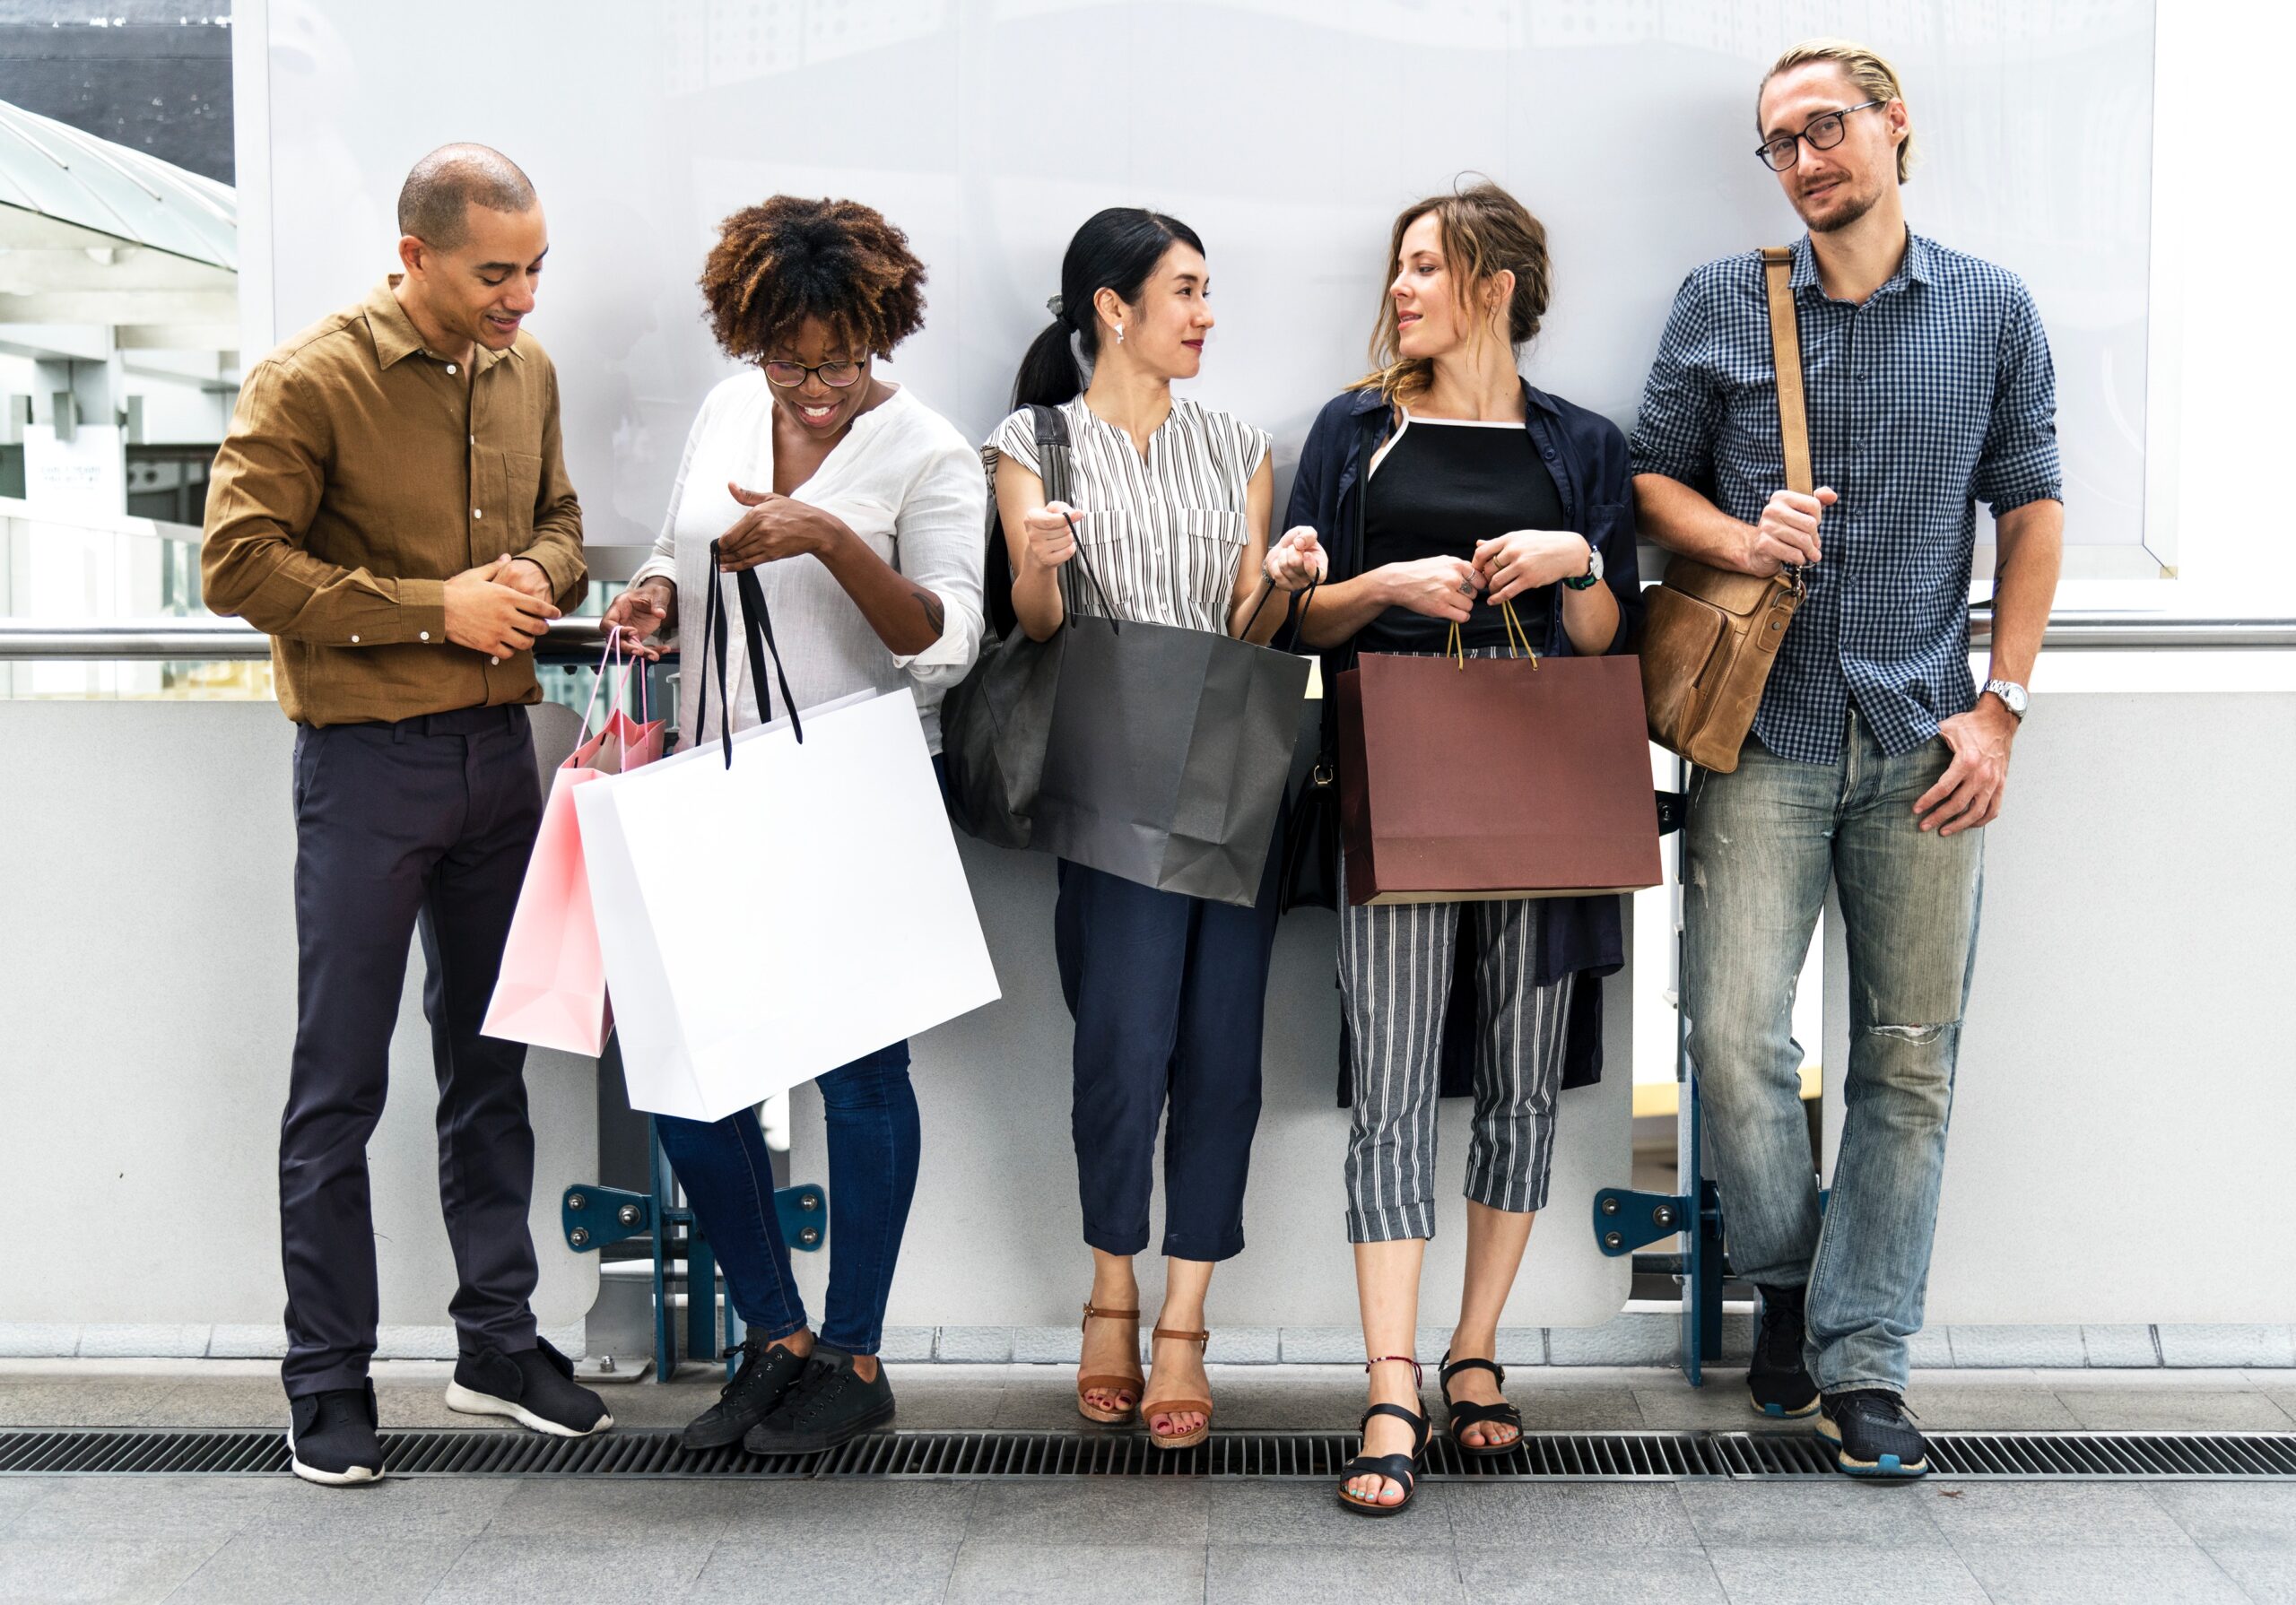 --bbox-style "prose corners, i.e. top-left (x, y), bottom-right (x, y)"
top-left (247, 0), bottom-right (2156, 561)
